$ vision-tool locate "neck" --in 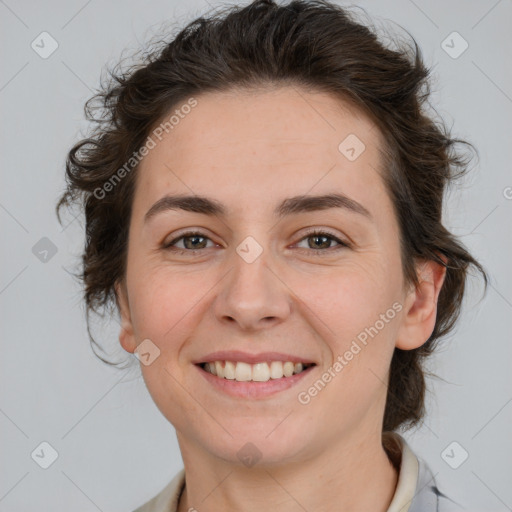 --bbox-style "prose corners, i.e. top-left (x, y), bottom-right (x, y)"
top-left (176, 430), bottom-right (399, 512)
